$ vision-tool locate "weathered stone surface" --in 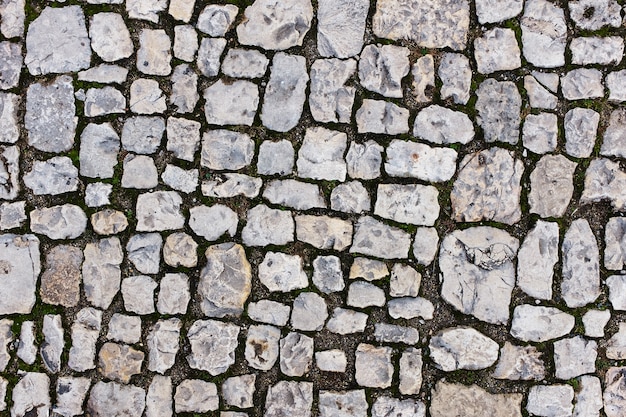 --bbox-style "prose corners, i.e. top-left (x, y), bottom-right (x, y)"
top-left (17, 321), bottom-right (36, 365)
top-left (122, 116), bottom-right (164, 155)
top-left (262, 53), bottom-right (308, 132)
top-left (78, 64), bottom-right (129, 84)
top-left (476, 79), bottom-right (521, 144)
top-left (429, 327), bottom-right (499, 371)
top-left (166, 117), bottom-right (200, 161)
top-left (523, 113), bottom-right (558, 154)
top-left (355, 344), bottom-right (393, 388)
top-left (295, 215), bottom-right (352, 251)
top-left (106, 314), bottom-right (141, 344)
top-left (602, 109), bottom-right (626, 159)
top-left (263, 180), bottom-right (326, 210)
top-left (565, 108), bottom-right (599, 158)
top-left (474, 28), bottom-right (521, 74)
top-left (247, 300), bottom-right (290, 326)
top-left (516, 220), bottom-right (558, 300)
top-left (431, 382), bottom-right (522, 417)
top-left (606, 217), bottom-right (626, 270)
top-left (259, 252), bottom-right (308, 292)
top-left (189, 205), bottom-right (238, 242)
top-left (68, 307), bottom-right (103, 372)
top-left (0, 93), bottom-right (19, 144)
top-left (0, 319), bottom-right (11, 372)
top-left (316, 350), bottom-right (347, 372)
top-left (122, 275), bottom-right (157, 315)
top-left (90, 12), bottom-right (133, 62)
top-left (242, 205), bottom-right (294, 247)
top-left (584, 310), bottom-right (611, 338)
top-left (451, 148), bottom-right (523, 224)
top-left (98, 342), bottom-right (144, 384)
top-left (203, 79), bottom-right (259, 126)
top-left (297, 127), bottom-right (347, 181)
top-left (25, 6), bottom-right (91, 75)
top-left (525, 75), bottom-right (558, 109)
top-left (348, 281), bottom-right (386, 308)
top-left (170, 64), bottom-right (199, 114)
top-left (351, 216), bottom-right (412, 259)
top-left (350, 257), bottom-right (388, 282)
top-left (0, 42), bottom-right (22, 89)
top-left (82, 238), bottom-right (123, 309)
top-left (11, 373), bottom-right (50, 417)
top-left (0, 235), bottom-right (39, 315)
top-left (130, 78), bottom-right (167, 114)
top-left (41, 314), bottom-right (63, 373)
top-left (173, 25), bottom-right (198, 62)
top-left (359, 44), bottom-right (409, 98)
top-left (121, 155), bottom-right (158, 189)
top-left (345, 140), bottom-right (382, 180)
top-left (198, 37), bottom-right (226, 77)
top-left (222, 375), bottom-right (255, 409)
top-left (30, 205), bottom-right (87, 240)
top-left (554, 336), bottom-right (597, 380)
top-left (157, 273), bottom-right (191, 315)
top-left (127, 0), bottom-right (167, 22)
top-left (510, 305), bottom-right (575, 342)
top-left (54, 377), bottom-right (91, 417)
top-left (569, 0), bottom-right (621, 30)
top-left (137, 29), bottom-right (171, 76)
top-left (84, 87), bottom-right (126, 117)
top-left (562, 219), bottom-right (600, 308)
top-left (574, 375), bottom-right (603, 417)
top-left (373, 0), bottom-right (469, 50)
top-left (202, 173), bottom-right (262, 198)
top-left (39, 245), bottom-right (82, 307)
top-left (245, 324), bottom-right (280, 370)
top-left (91, 210), bottom-right (128, 236)
top-left (529, 155), bottom-right (577, 218)
top-left (372, 397), bottom-right (426, 417)
top-left (0, 0), bottom-right (25, 38)
top-left (87, 381), bottom-right (145, 417)
top-left (356, 99), bottom-right (410, 135)
top-left (312, 256), bottom-right (344, 294)
top-left (0, 201), bottom-right (25, 230)
top-left (605, 367), bottom-right (626, 417)
top-left (414, 105), bottom-right (474, 145)
top-left (608, 275), bottom-right (626, 311)
top-left (527, 385), bottom-right (574, 417)
top-left (291, 292), bottom-right (328, 331)
top-left (562, 69), bottom-right (604, 100)
top-left (493, 342), bottom-right (545, 380)
top-left (222, 48), bottom-right (268, 79)
top-left (374, 323), bottom-right (419, 344)
top-left (608, 70), bottom-right (626, 102)
top-left (413, 227), bottom-right (439, 266)
top-left (79, 123), bottom-right (120, 178)
top-left (375, 184), bottom-right (439, 226)
top-left (319, 390), bottom-right (367, 417)
top-left (237, 0), bottom-right (312, 50)
top-left (317, 0), bottom-right (367, 58)
top-left (571, 36), bottom-right (624, 65)
top-left (26, 76), bottom-right (77, 153)
top-left (197, 4), bottom-right (238, 36)
top-left (199, 243), bottom-right (251, 318)
top-left (327, 308), bottom-right (368, 335)
top-left (136, 191), bottom-right (185, 232)
top-left (147, 318), bottom-right (181, 374)
top-left (582, 158), bottom-right (626, 210)
top-left (145, 376), bottom-right (173, 417)
top-left (169, 0), bottom-right (194, 22)
top-left (330, 181), bottom-right (371, 214)
top-left (265, 381), bottom-right (313, 417)
top-left (201, 129), bottom-right (254, 170)
top-left (161, 165), bottom-right (198, 193)
top-left (412, 55), bottom-right (435, 102)
top-left (187, 319), bottom-right (239, 375)
top-left (389, 264), bottom-right (420, 297)
top-left (440, 226), bottom-right (519, 324)
top-left (439, 53), bottom-right (472, 104)
top-left (256, 141), bottom-right (294, 176)
top-left (521, 0), bottom-right (566, 68)
top-left (476, 0), bottom-right (523, 23)
top-left (280, 332), bottom-right (313, 376)
top-left (388, 297), bottom-right (434, 320)
top-left (309, 58), bottom-right (356, 124)
top-left (126, 233), bottom-right (161, 275)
